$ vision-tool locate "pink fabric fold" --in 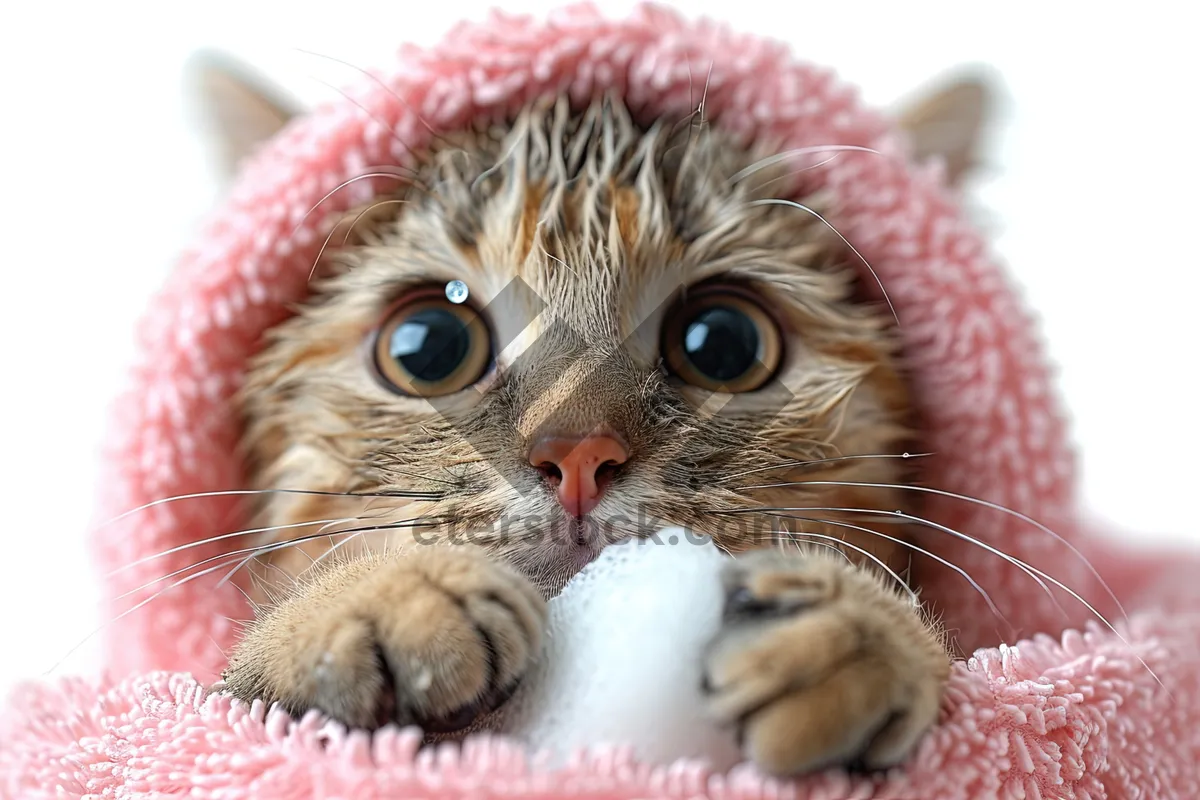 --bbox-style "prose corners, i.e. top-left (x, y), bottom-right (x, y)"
top-left (3, 4), bottom-right (1197, 798)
